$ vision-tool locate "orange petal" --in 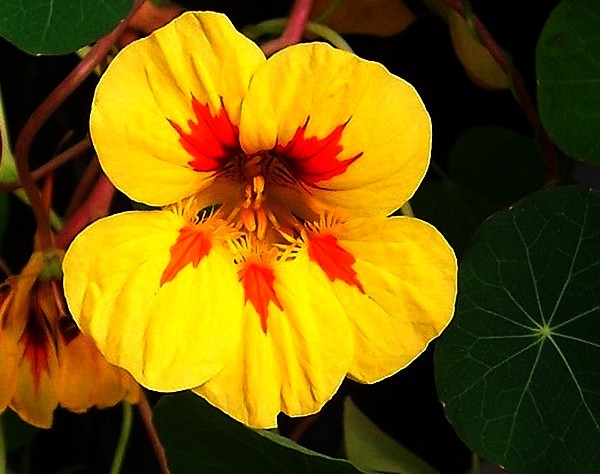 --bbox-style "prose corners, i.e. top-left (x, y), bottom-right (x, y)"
top-left (11, 325), bottom-right (59, 428)
top-left (58, 329), bottom-right (140, 412)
